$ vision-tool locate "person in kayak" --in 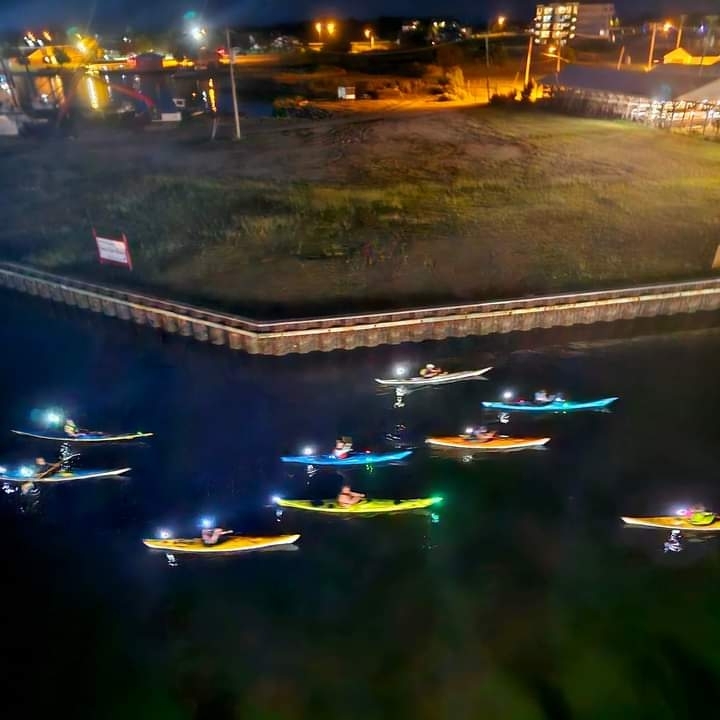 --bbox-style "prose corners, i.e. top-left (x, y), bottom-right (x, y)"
top-left (473, 426), bottom-right (497, 442)
top-left (34, 456), bottom-right (62, 479)
top-left (419, 363), bottom-right (443, 378)
top-left (333, 438), bottom-right (354, 459)
top-left (687, 506), bottom-right (716, 525)
top-left (534, 390), bottom-right (551, 403)
top-left (337, 485), bottom-right (366, 507)
top-left (201, 527), bottom-right (232, 545)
